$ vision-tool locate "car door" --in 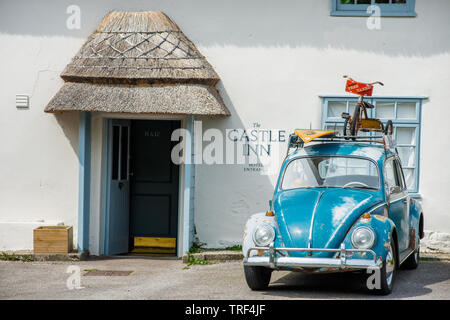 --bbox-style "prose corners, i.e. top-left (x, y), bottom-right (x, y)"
top-left (394, 157), bottom-right (411, 253)
top-left (384, 157), bottom-right (409, 253)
